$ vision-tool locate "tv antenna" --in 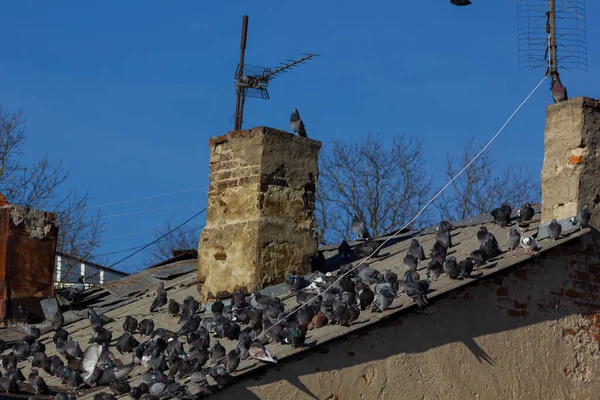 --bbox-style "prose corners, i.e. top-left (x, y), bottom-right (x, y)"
top-left (516, 0), bottom-right (588, 73)
top-left (232, 15), bottom-right (318, 131)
